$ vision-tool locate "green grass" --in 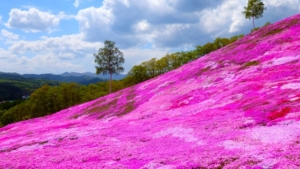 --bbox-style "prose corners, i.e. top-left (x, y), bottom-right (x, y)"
top-left (240, 61), bottom-right (260, 69)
